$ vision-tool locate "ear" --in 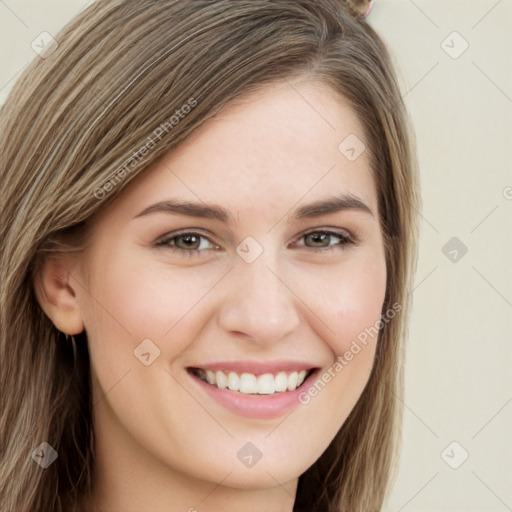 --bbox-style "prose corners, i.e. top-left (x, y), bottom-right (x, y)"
top-left (32, 256), bottom-right (85, 336)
